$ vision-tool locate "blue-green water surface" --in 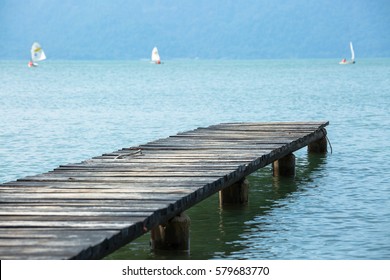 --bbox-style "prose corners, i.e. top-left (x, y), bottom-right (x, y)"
top-left (1, 59), bottom-right (389, 259)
